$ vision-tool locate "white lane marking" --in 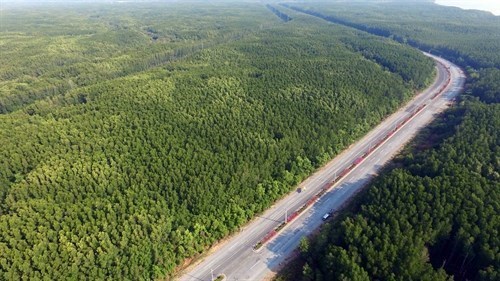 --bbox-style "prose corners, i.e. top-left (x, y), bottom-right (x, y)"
top-left (249, 261), bottom-right (260, 270)
top-left (214, 250), bottom-right (240, 270)
top-left (228, 242), bottom-right (240, 251)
